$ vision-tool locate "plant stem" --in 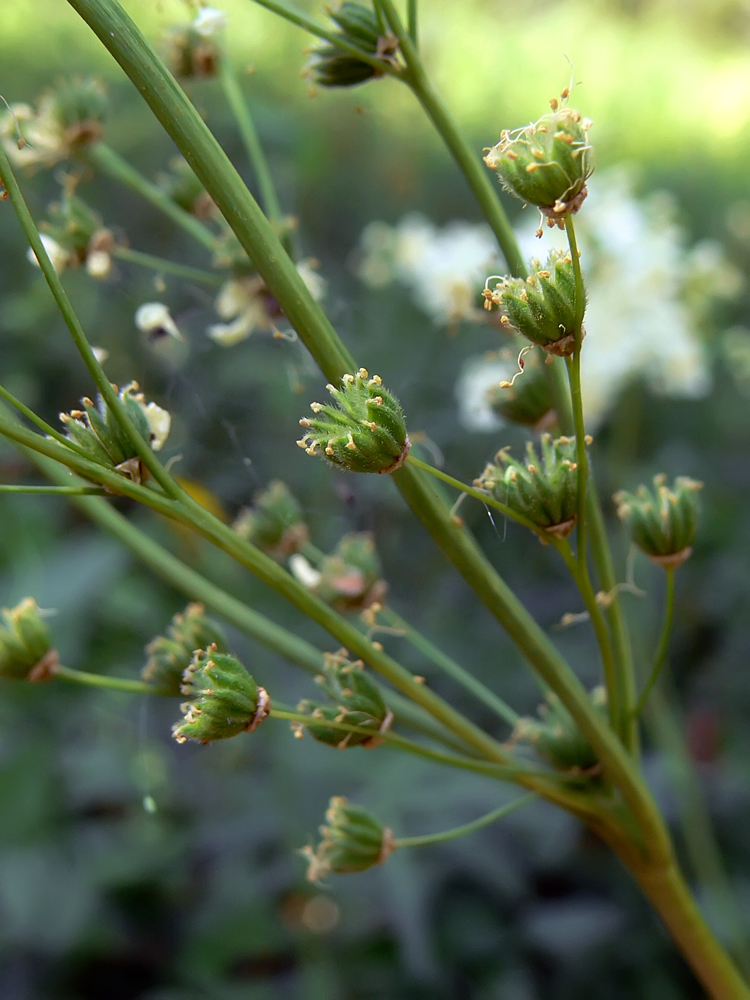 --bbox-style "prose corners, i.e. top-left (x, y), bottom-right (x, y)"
top-left (555, 538), bottom-right (619, 732)
top-left (380, 607), bottom-right (519, 727)
top-left (635, 567), bottom-right (675, 717)
top-left (563, 216), bottom-right (588, 575)
top-left (112, 246), bottom-right (223, 286)
top-left (217, 57), bottom-right (286, 235)
top-left (379, 0), bottom-right (525, 277)
top-left (87, 142), bottom-right (219, 251)
top-left (406, 453), bottom-right (543, 537)
top-left (0, 485), bottom-right (107, 495)
top-left (54, 664), bottom-right (157, 694)
top-left (395, 793), bottom-right (536, 848)
top-left (406, 0), bottom-right (418, 45)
